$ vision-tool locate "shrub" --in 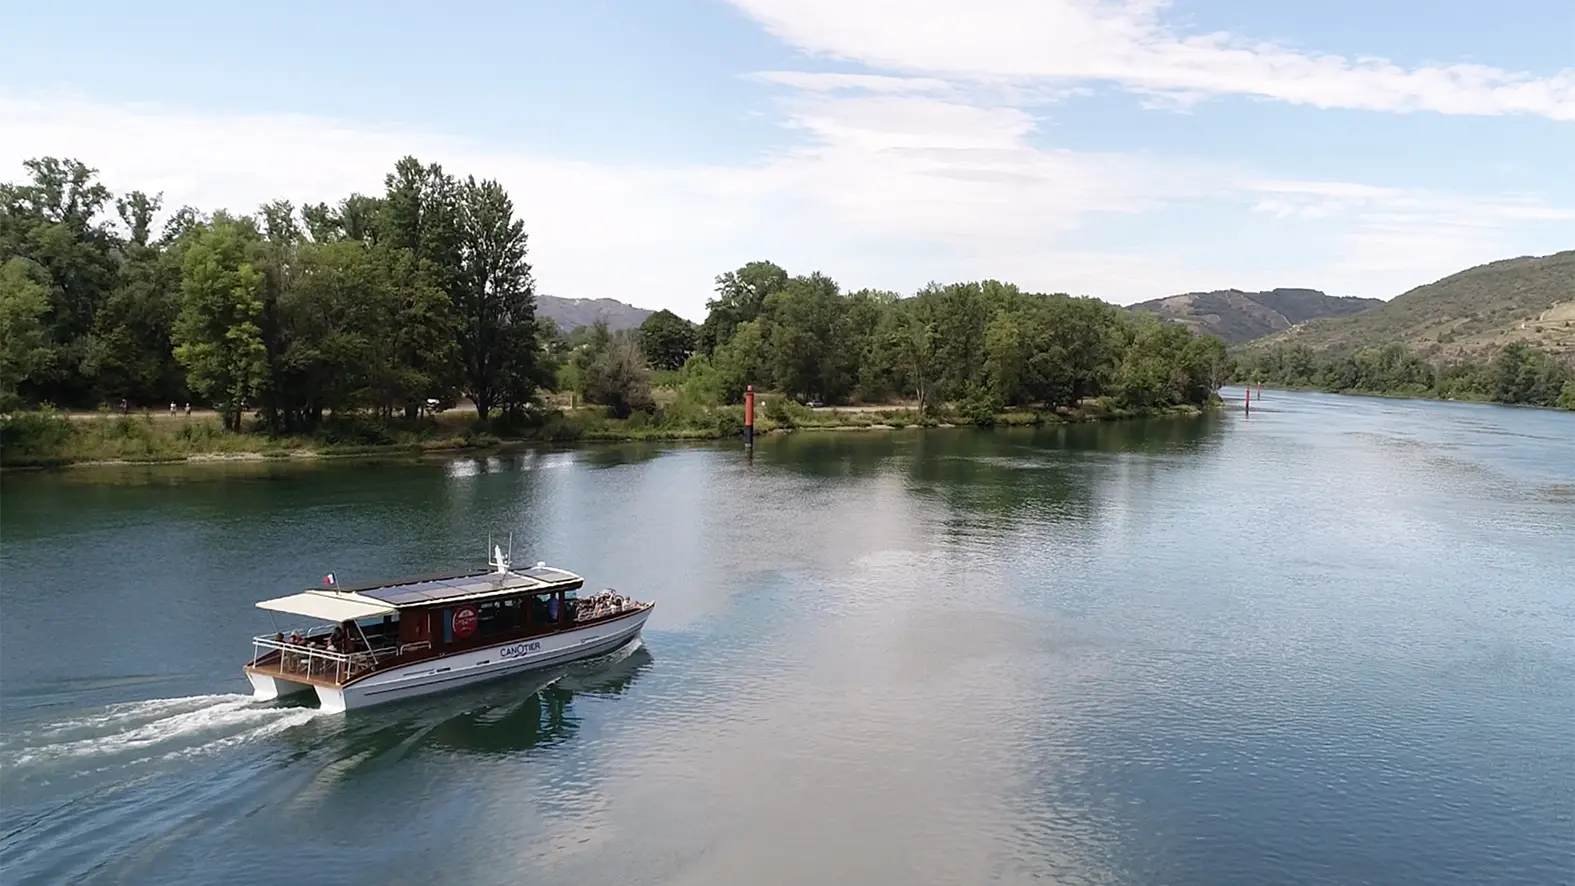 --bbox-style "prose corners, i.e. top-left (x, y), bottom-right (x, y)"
top-left (959, 386), bottom-right (1003, 427)
top-left (0, 409), bottom-right (76, 463)
top-left (314, 415), bottom-right (395, 447)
